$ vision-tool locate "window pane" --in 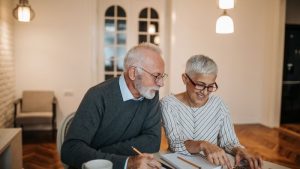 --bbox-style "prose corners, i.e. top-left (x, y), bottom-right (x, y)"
top-left (150, 35), bottom-right (156, 44)
top-left (117, 33), bottom-right (126, 44)
top-left (117, 6), bottom-right (126, 17)
top-left (139, 35), bottom-right (147, 43)
top-left (117, 20), bottom-right (126, 31)
top-left (150, 8), bottom-right (159, 19)
top-left (116, 46), bottom-right (126, 57)
top-left (105, 6), bottom-right (114, 17)
top-left (105, 19), bottom-right (115, 32)
top-left (139, 8), bottom-right (147, 18)
top-left (139, 21), bottom-right (147, 32)
top-left (104, 47), bottom-right (115, 71)
top-left (150, 21), bottom-right (159, 33)
top-left (117, 46), bottom-right (126, 71)
top-left (104, 33), bottom-right (115, 45)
